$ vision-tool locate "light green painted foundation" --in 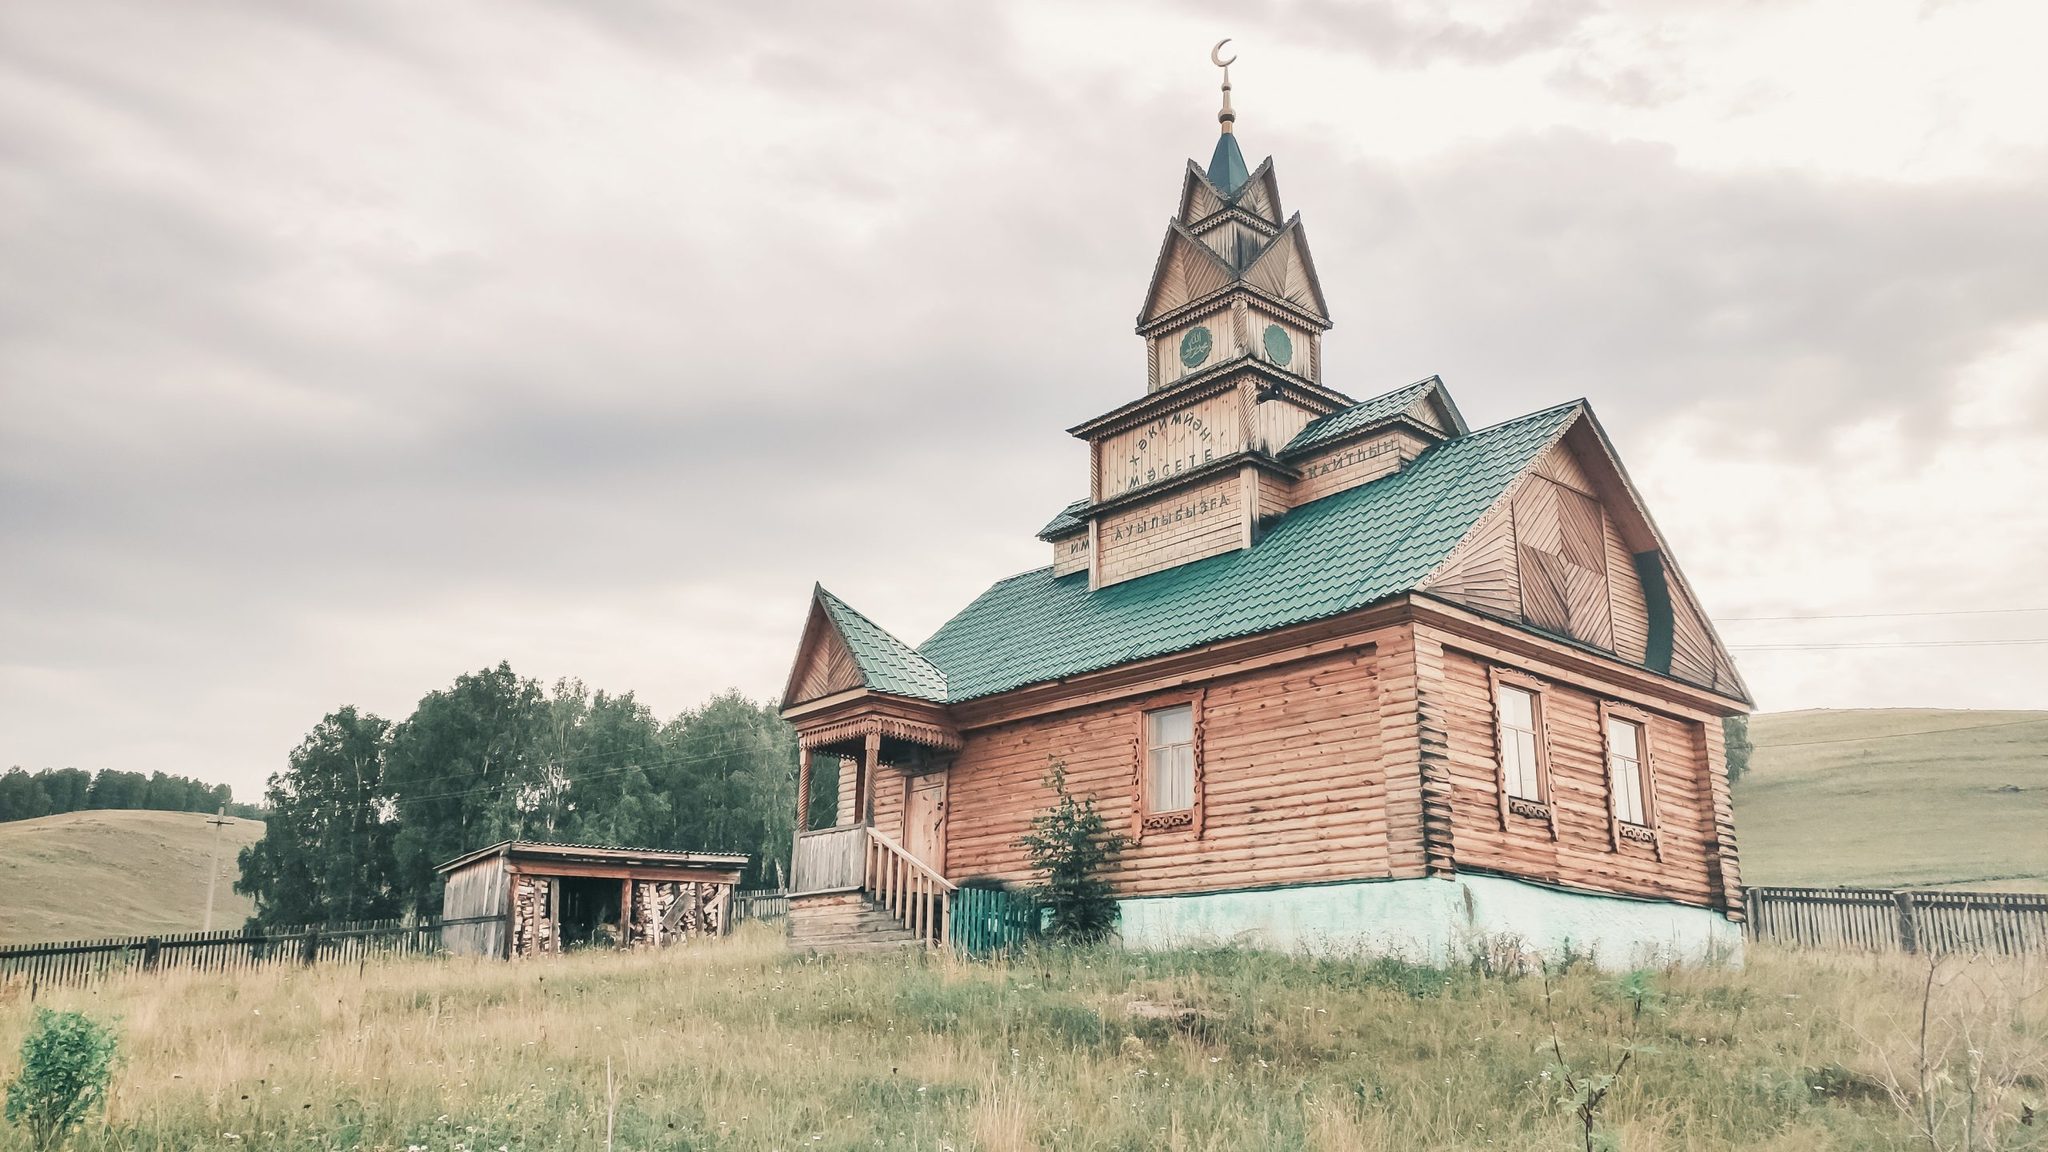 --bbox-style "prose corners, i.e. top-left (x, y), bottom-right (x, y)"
top-left (1118, 873), bottom-right (1742, 968)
